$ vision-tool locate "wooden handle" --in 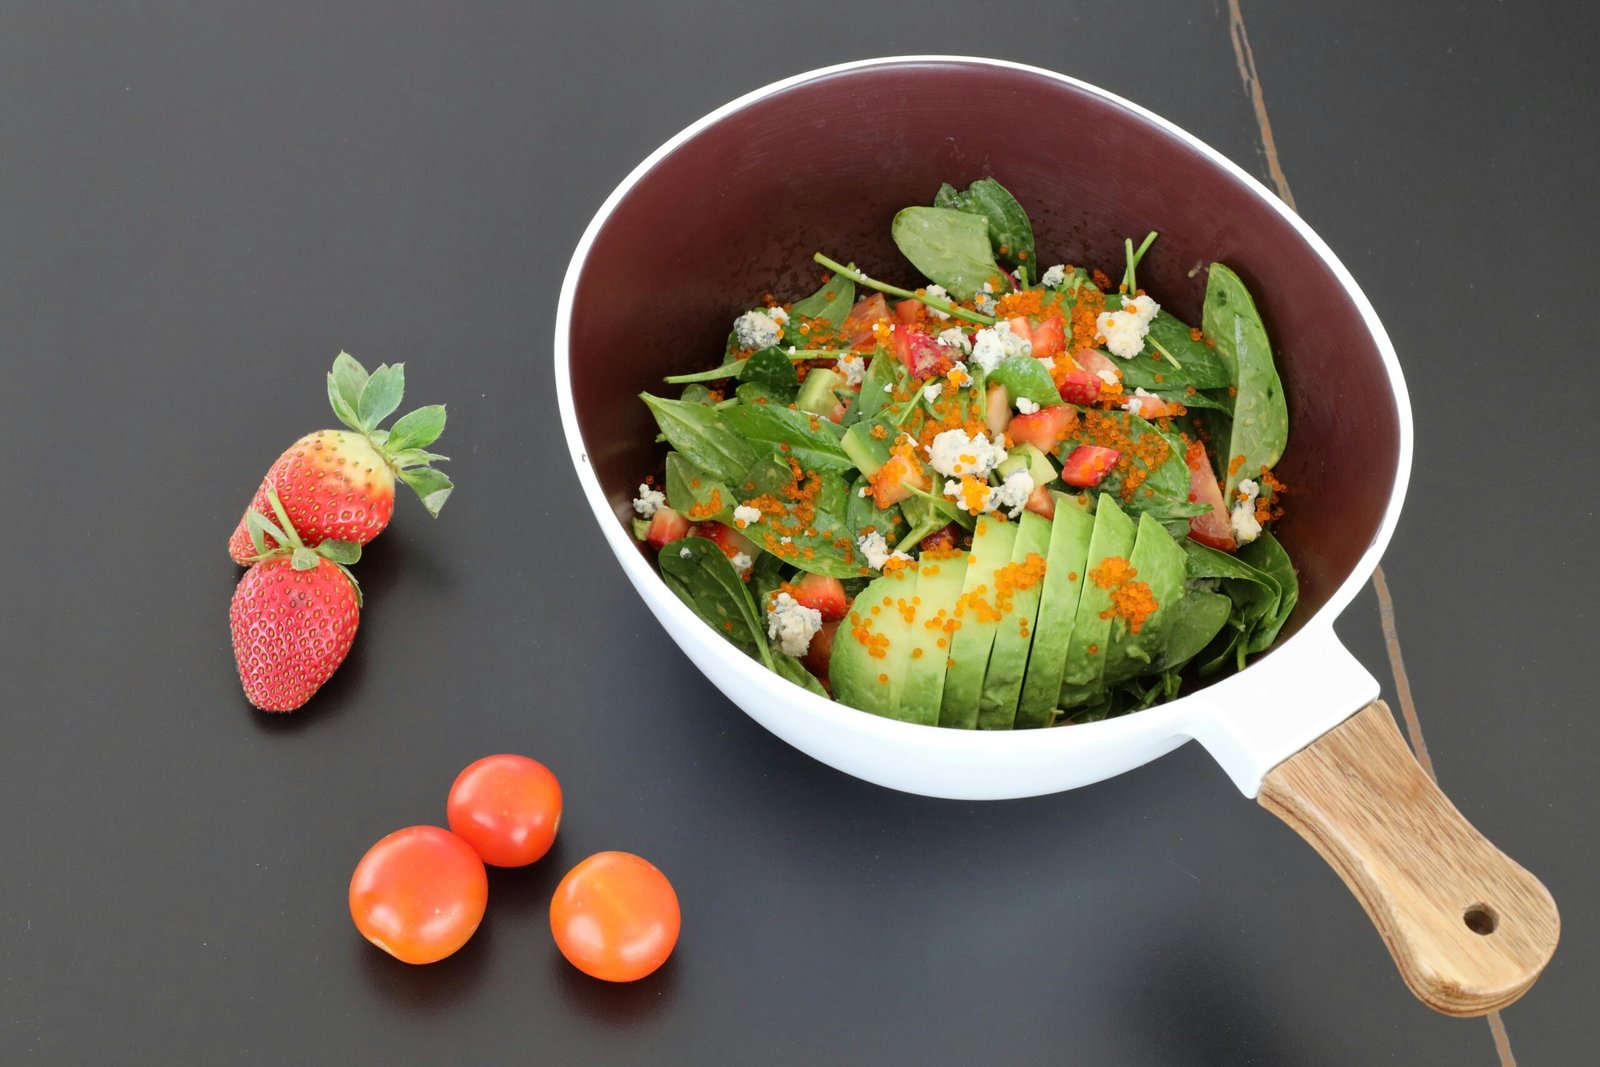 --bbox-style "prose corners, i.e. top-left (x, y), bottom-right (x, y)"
top-left (1258, 701), bottom-right (1559, 1016)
